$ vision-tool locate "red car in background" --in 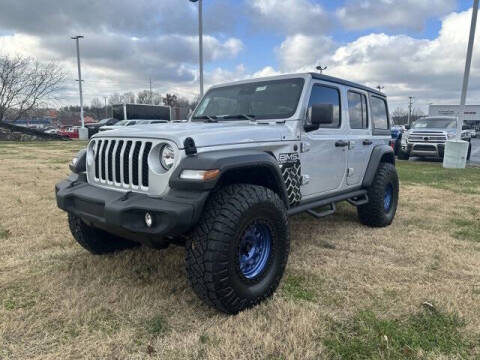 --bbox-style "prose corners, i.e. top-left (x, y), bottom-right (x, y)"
top-left (58, 127), bottom-right (79, 139)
